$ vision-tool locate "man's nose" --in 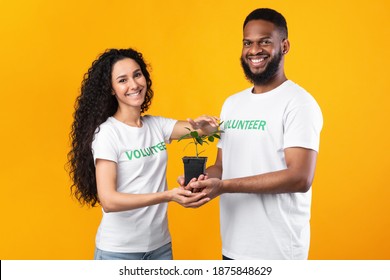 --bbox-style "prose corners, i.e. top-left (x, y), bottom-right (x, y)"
top-left (249, 43), bottom-right (263, 55)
